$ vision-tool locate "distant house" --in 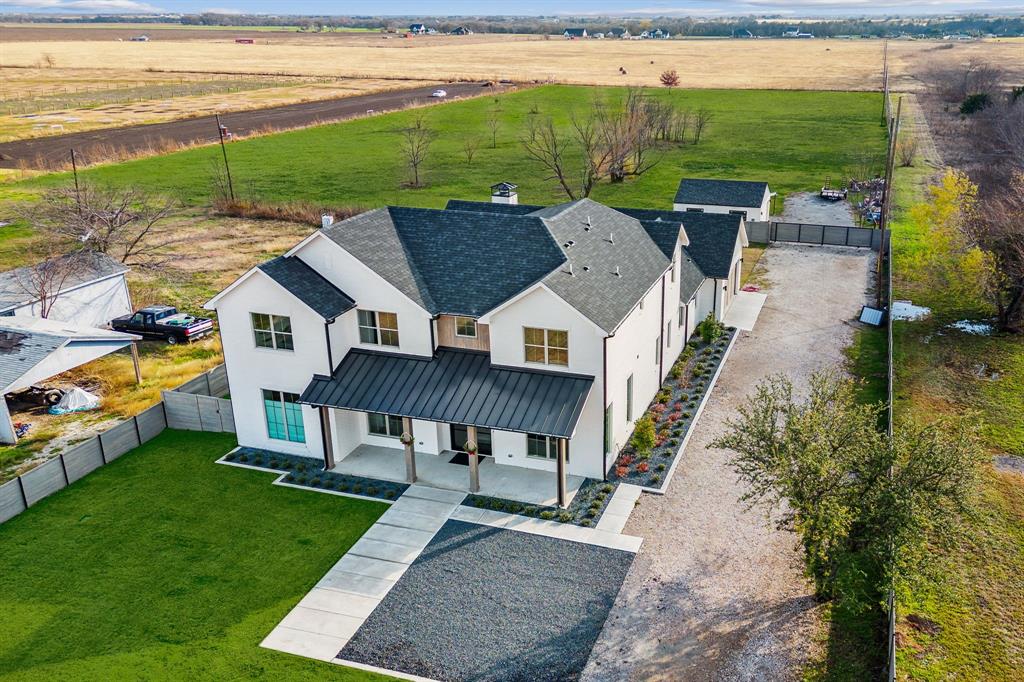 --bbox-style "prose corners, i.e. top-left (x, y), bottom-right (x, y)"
top-left (450, 26), bottom-right (472, 35)
top-left (607, 28), bottom-right (630, 39)
top-left (673, 178), bottom-right (773, 222)
top-left (409, 24), bottom-right (428, 35)
top-left (734, 29), bottom-right (754, 39)
top-left (782, 27), bottom-right (814, 38)
top-left (652, 29), bottom-right (670, 39)
top-left (0, 251), bottom-right (132, 328)
top-left (129, 35), bottom-right (150, 42)
top-left (563, 28), bottom-right (588, 39)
